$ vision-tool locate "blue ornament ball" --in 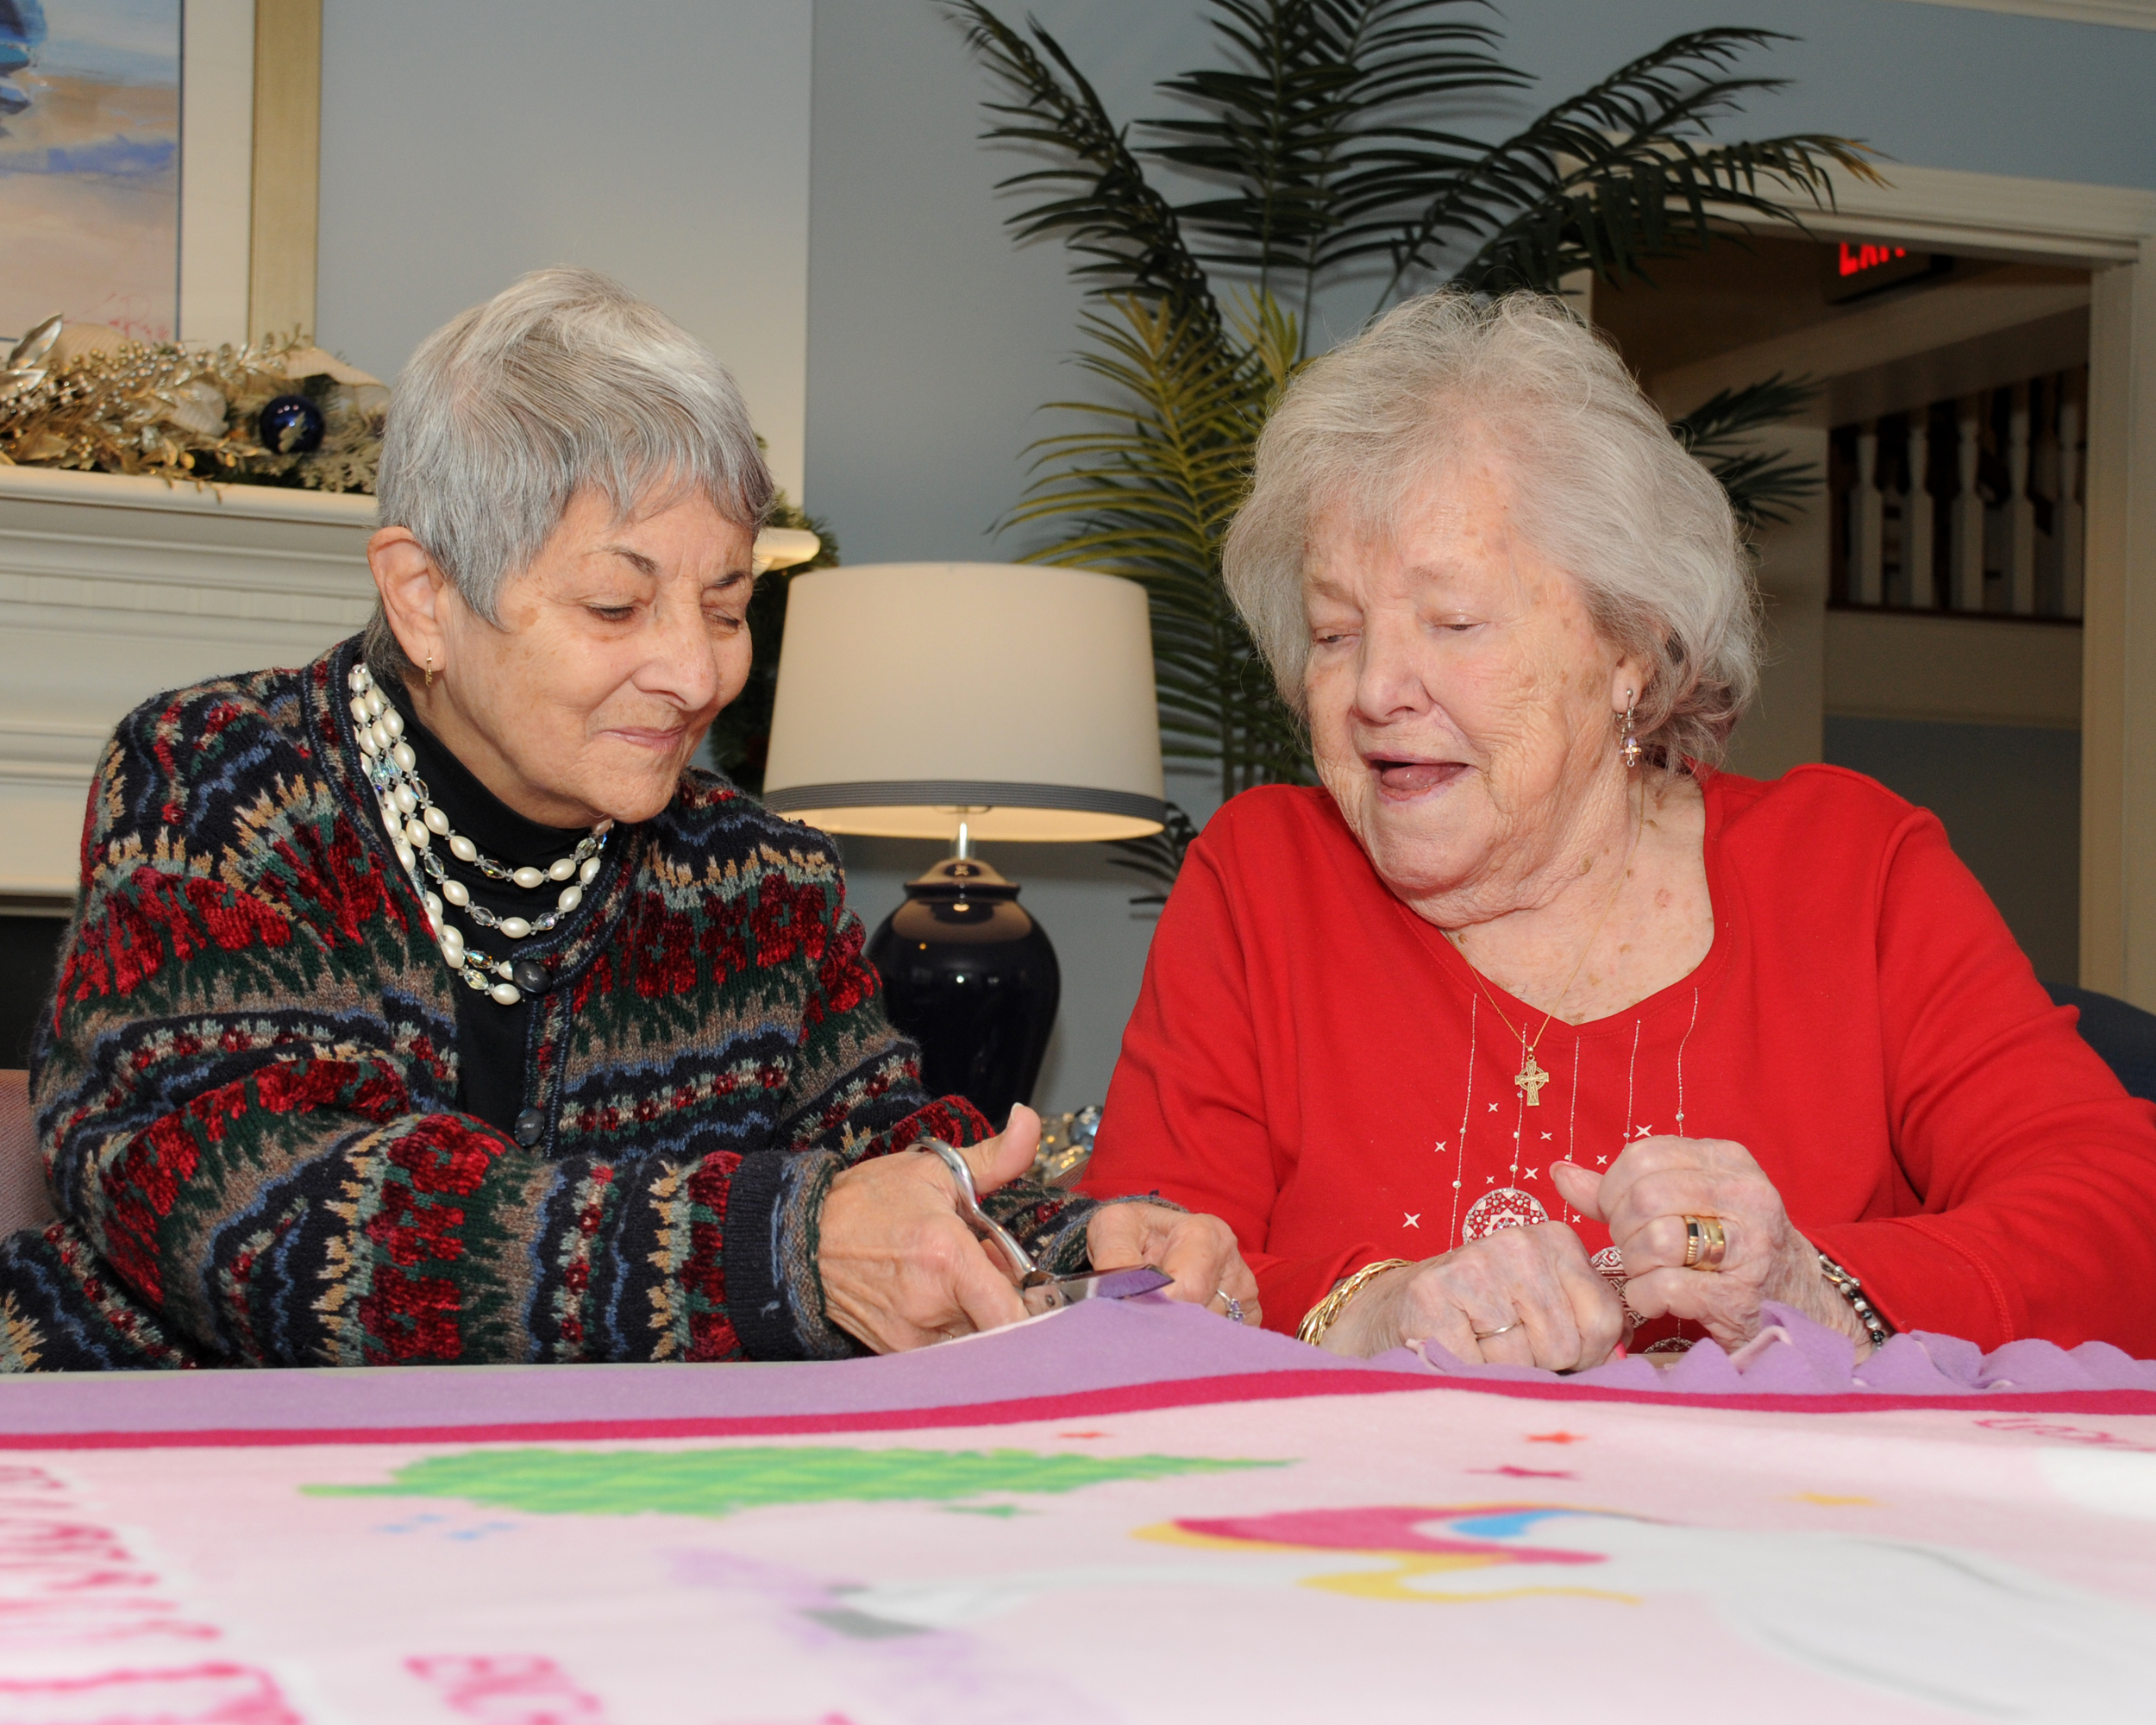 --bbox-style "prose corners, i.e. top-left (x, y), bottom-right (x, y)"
top-left (259, 392), bottom-right (326, 455)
